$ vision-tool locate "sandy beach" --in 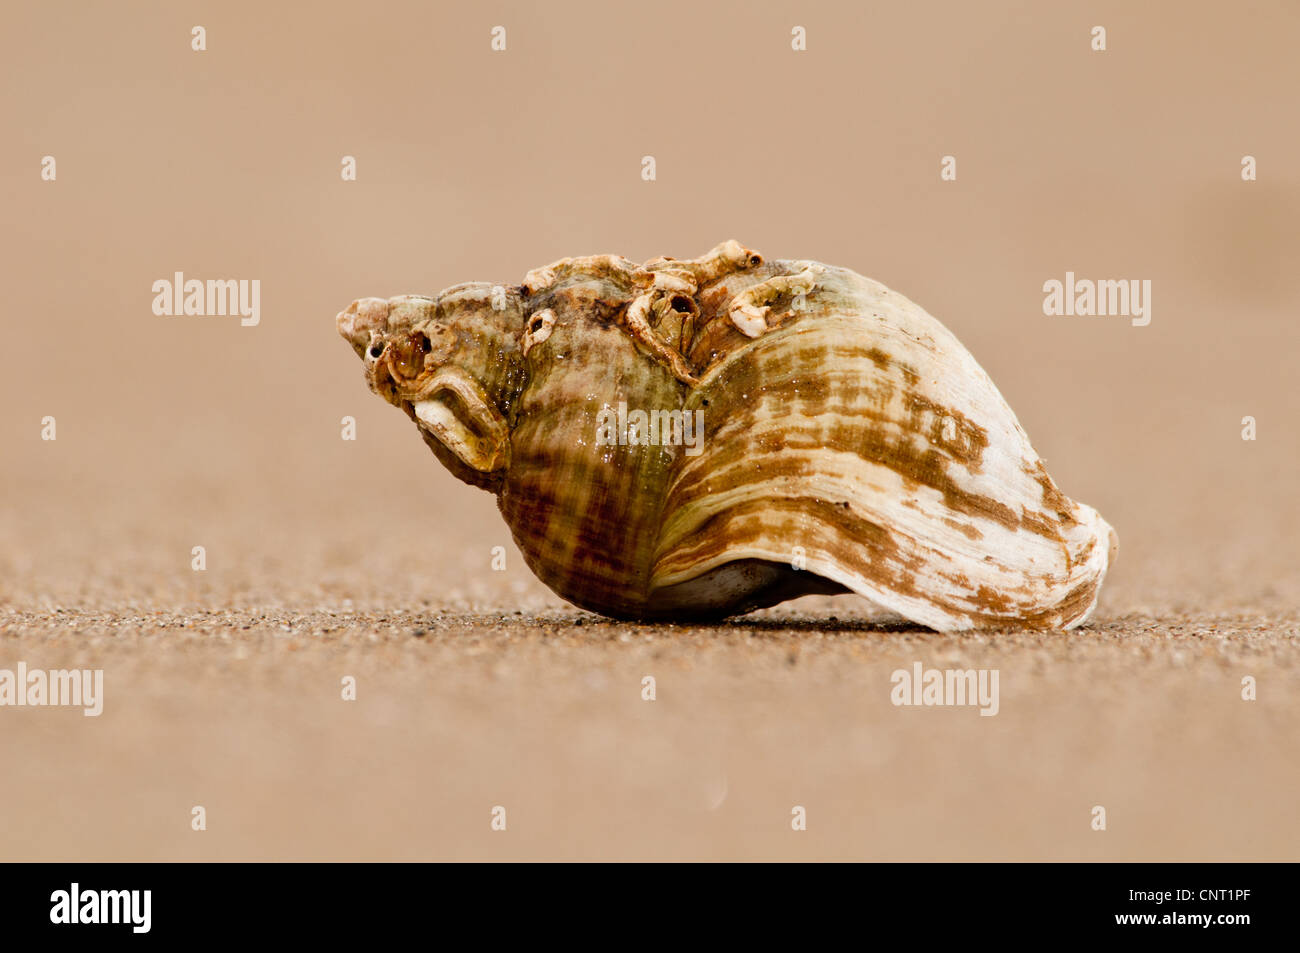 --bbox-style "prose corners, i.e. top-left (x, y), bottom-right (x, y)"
top-left (2, 0), bottom-right (1297, 860)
